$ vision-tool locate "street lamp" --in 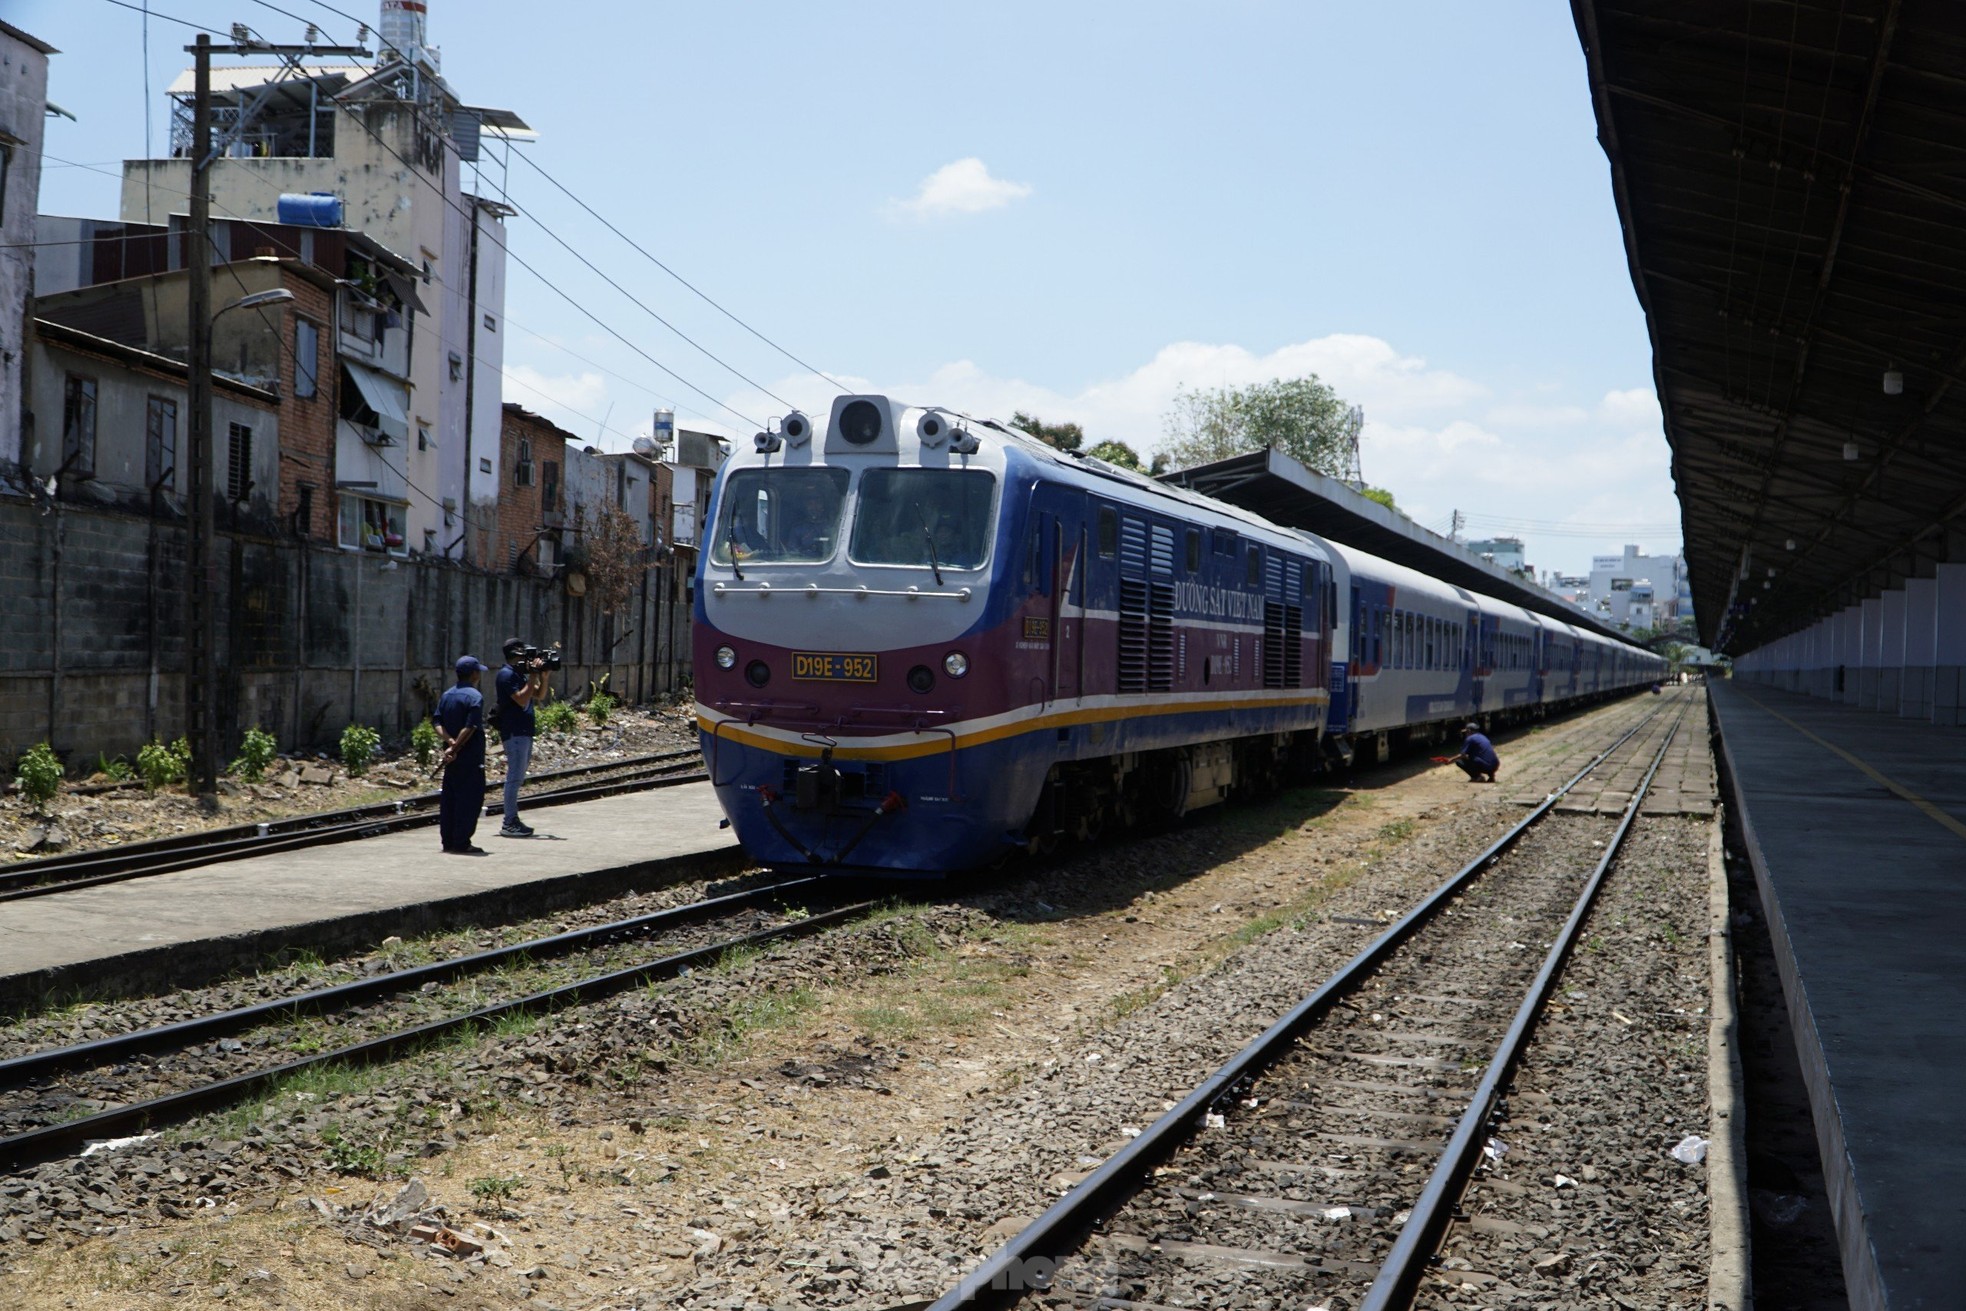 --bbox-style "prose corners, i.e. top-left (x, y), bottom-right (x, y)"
top-left (217, 288), bottom-right (296, 315)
